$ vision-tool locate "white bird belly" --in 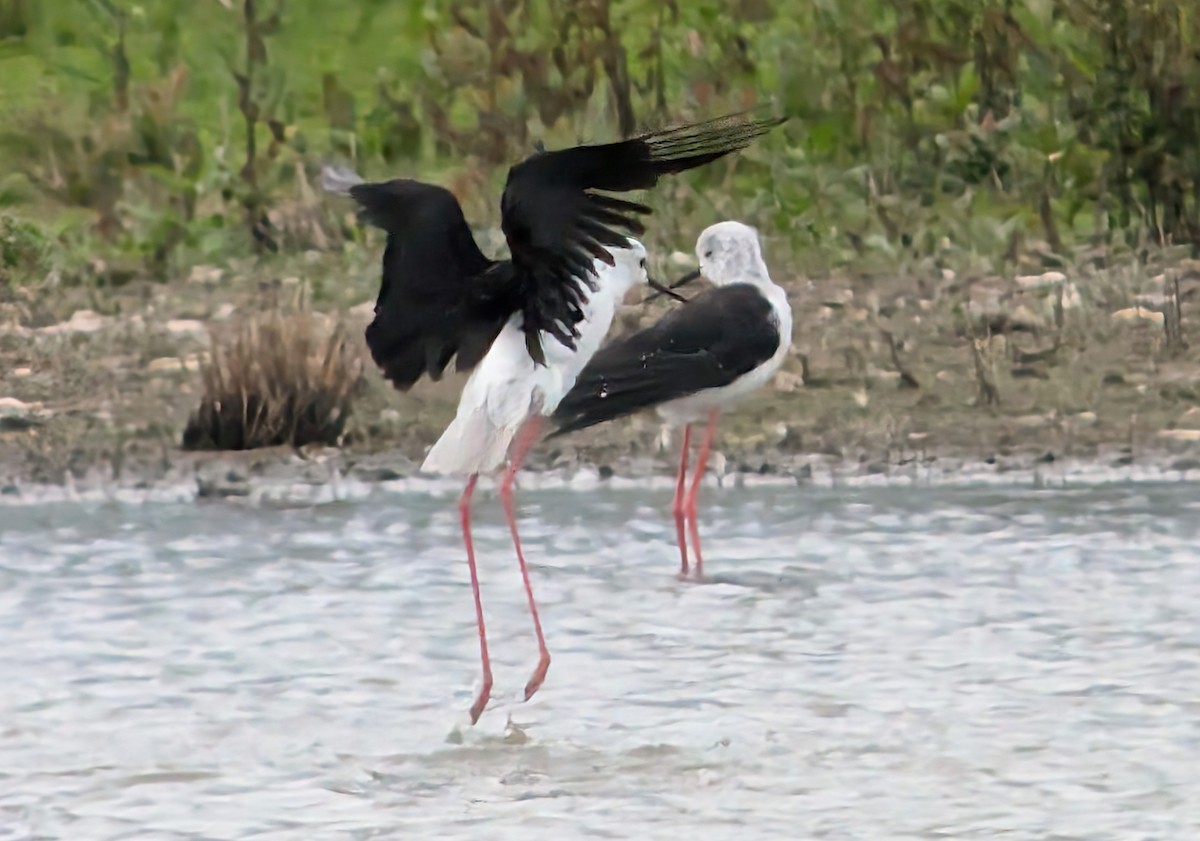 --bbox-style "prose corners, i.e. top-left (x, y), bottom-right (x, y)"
top-left (420, 281), bottom-right (623, 476)
top-left (656, 286), bottom-right (793, 427)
